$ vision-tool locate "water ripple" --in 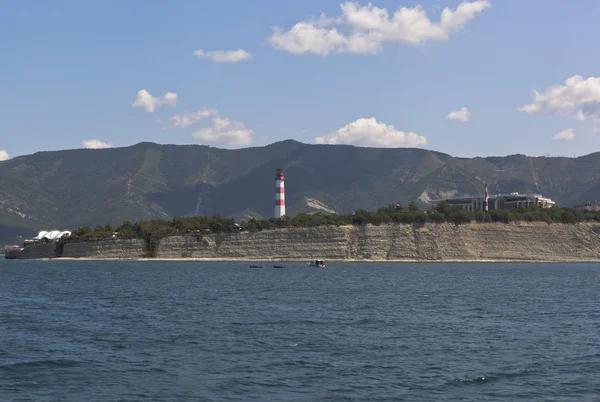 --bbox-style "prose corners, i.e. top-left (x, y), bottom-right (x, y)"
top-left (1, 260), bottom-right (600, 401)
